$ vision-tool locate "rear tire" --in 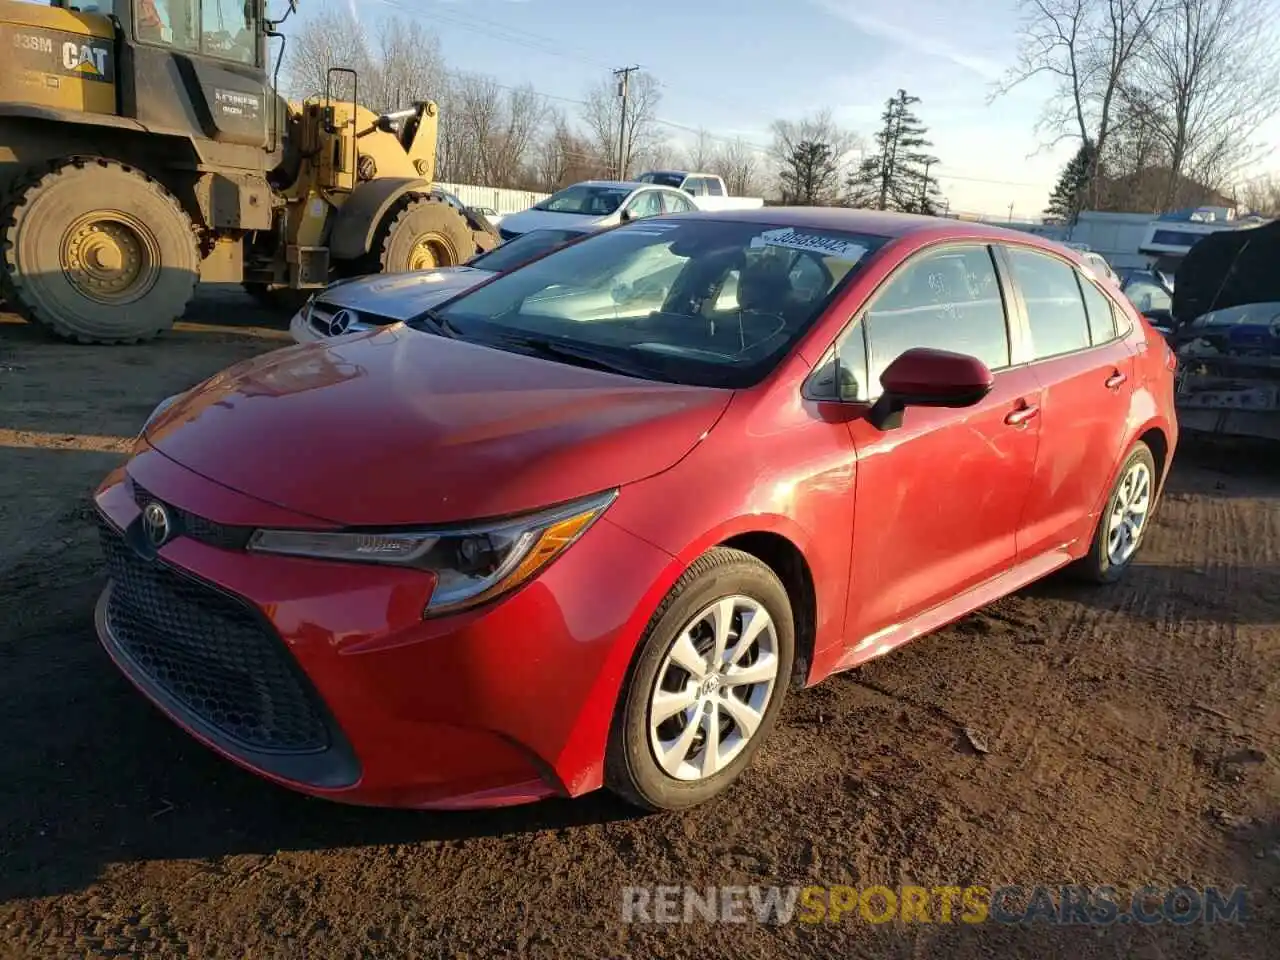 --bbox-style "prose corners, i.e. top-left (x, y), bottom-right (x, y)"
top-left (374, 195), bottom-right (476, 272)
top-left (1075, 441), bottom-right (1158, 584)
top-left (0, 158), bottom-right (198, 343)
top-left (605, 547), bottom-right (794, 811)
